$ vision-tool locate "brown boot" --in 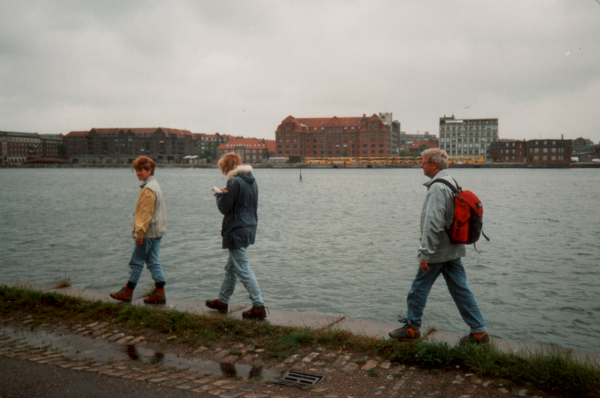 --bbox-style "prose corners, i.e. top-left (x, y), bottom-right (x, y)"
top-left (143, 288), bottom-right (166, 304)
top-left (242, 306), bottom-right (267, 320)
top-left (110, 286), bottom-right (133, 303)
